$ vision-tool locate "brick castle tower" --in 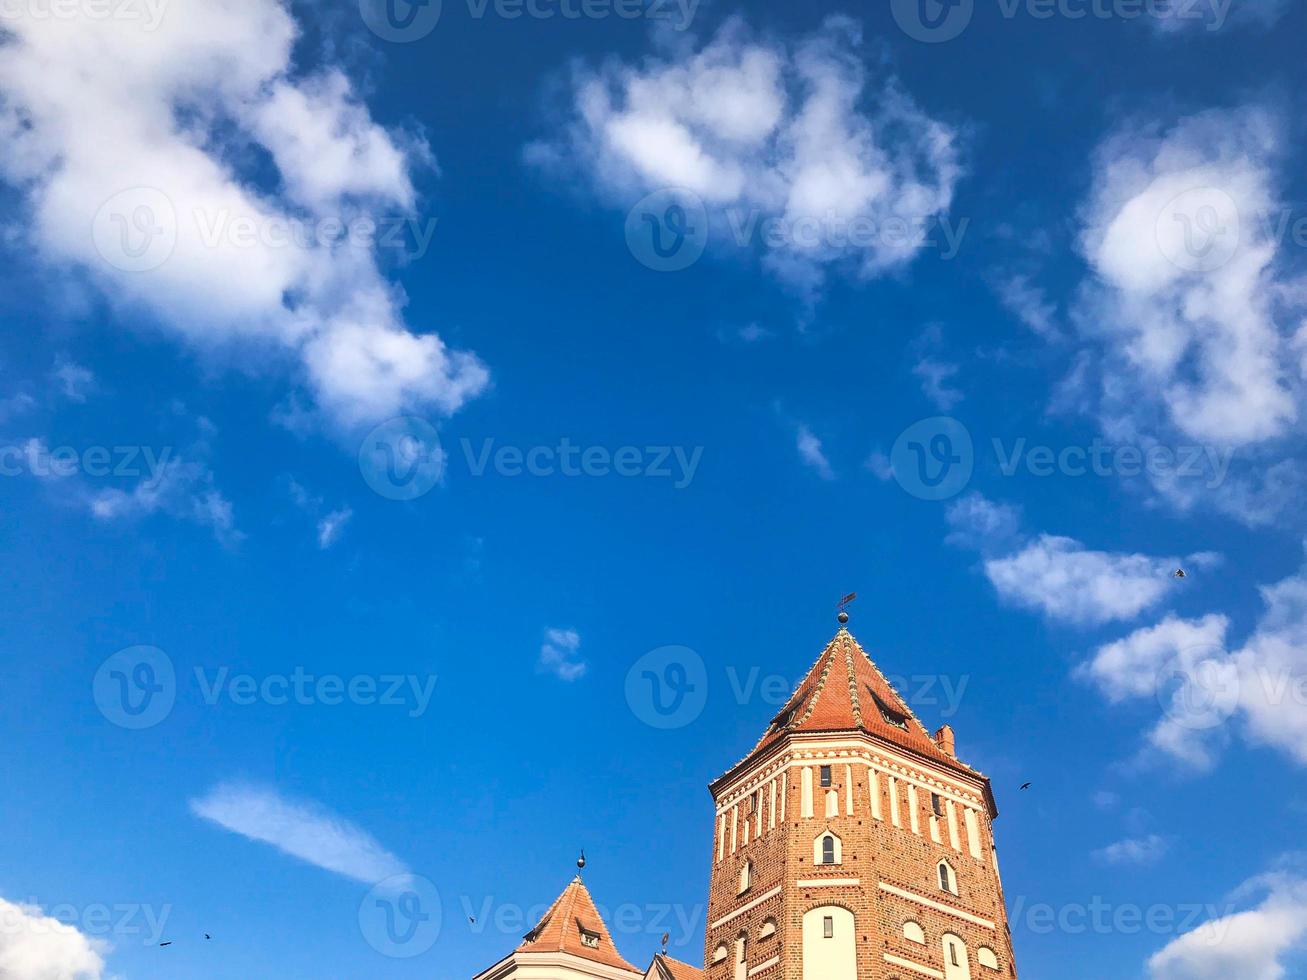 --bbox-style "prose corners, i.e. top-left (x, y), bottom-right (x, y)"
top-left (702, 621), bottom-right (1017, 980)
